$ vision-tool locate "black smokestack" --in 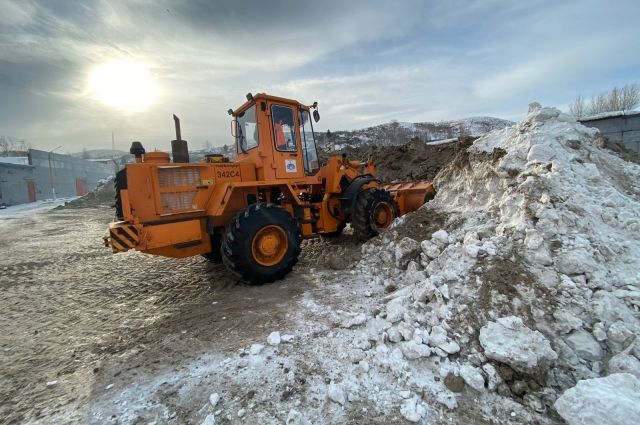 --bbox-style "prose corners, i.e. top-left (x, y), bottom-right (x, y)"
top-left (171, 114), bottom-right (189, 163)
